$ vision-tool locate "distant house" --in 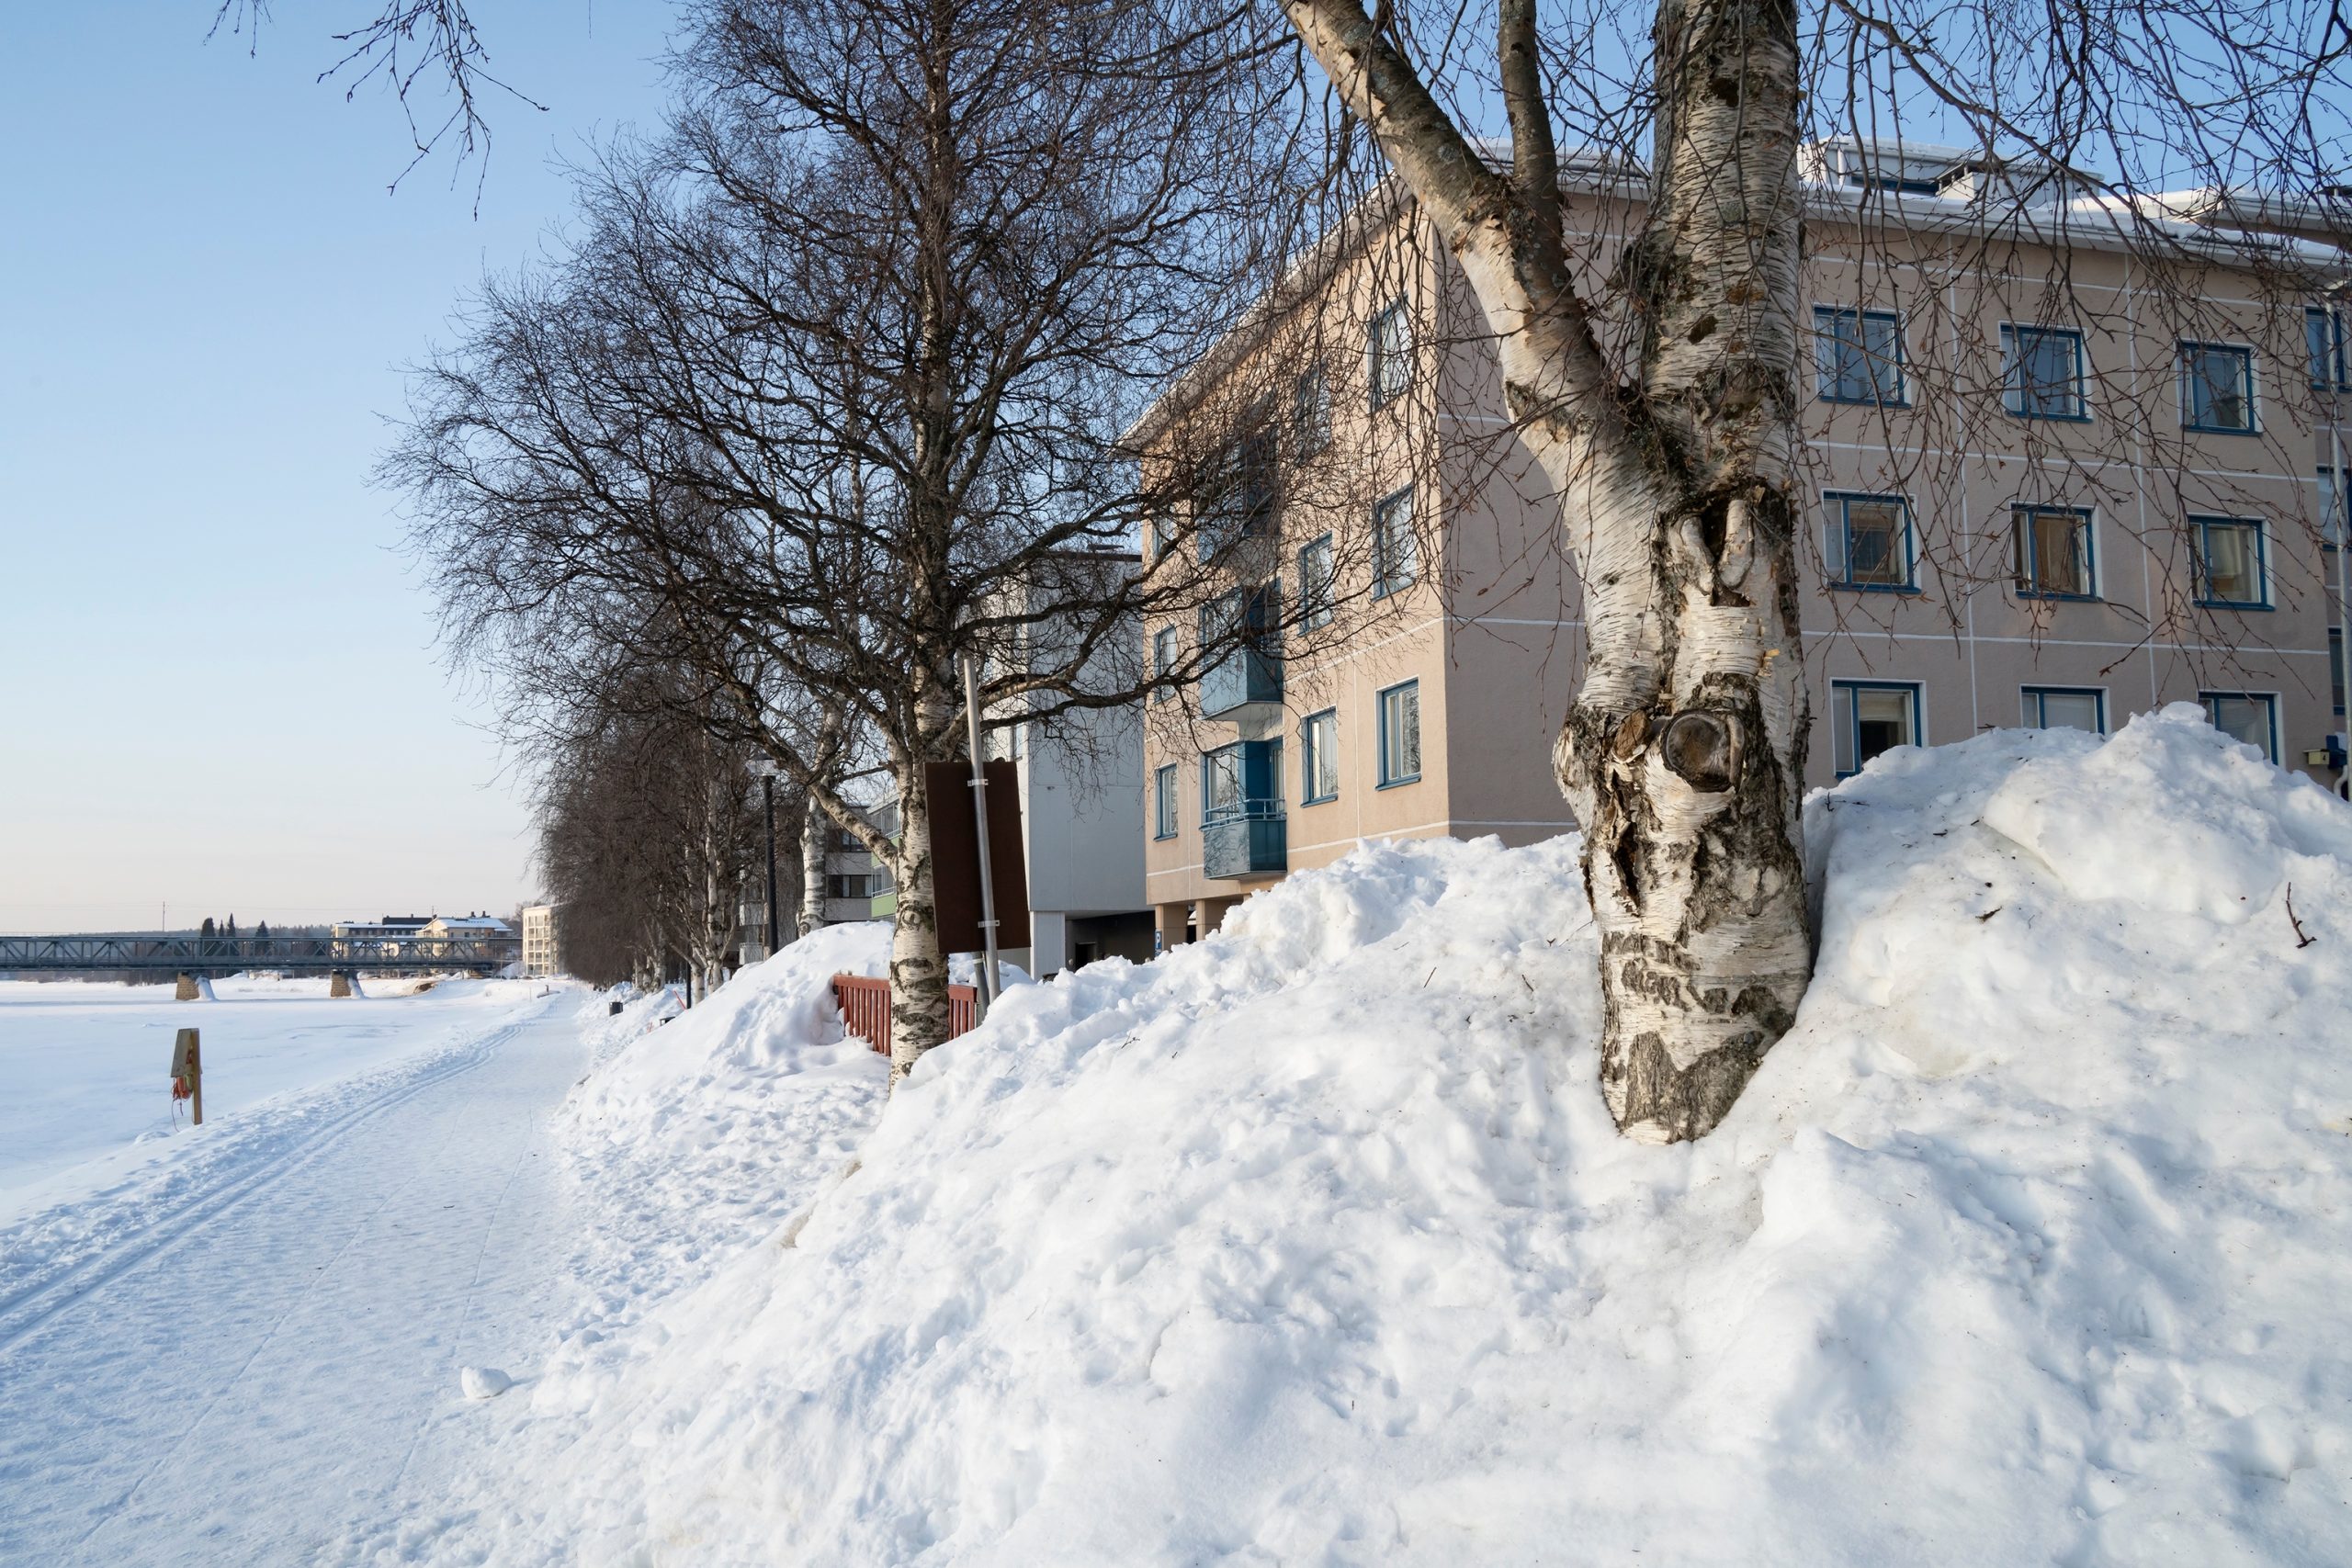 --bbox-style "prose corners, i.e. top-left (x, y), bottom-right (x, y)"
top-left (329, 914), bottom-right (431, 961)
top-left (415, 913), bottom-right (518, 964)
